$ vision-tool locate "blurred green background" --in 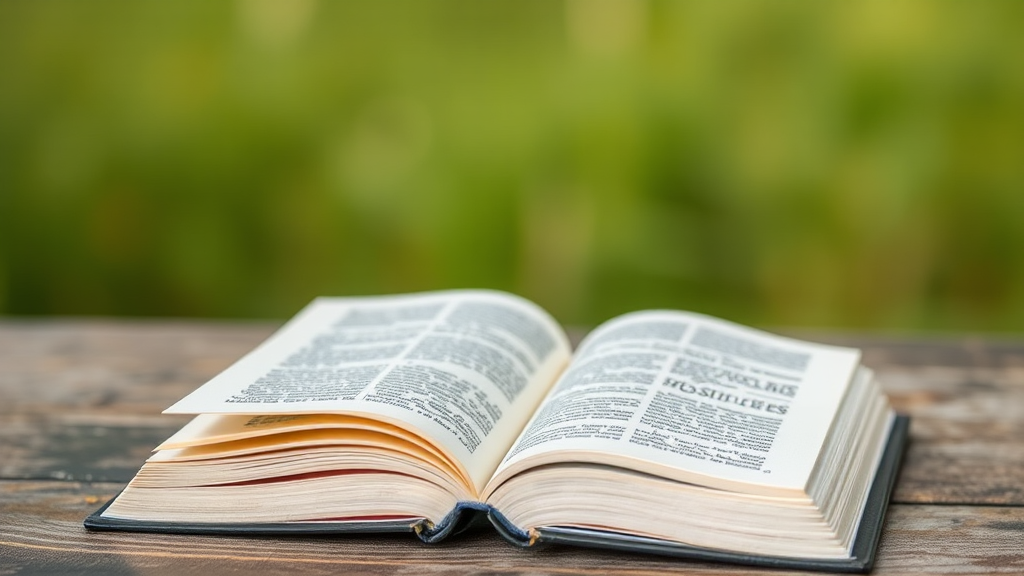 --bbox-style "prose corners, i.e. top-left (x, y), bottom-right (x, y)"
top-left (2, 1), bottom-right (1023, 331)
